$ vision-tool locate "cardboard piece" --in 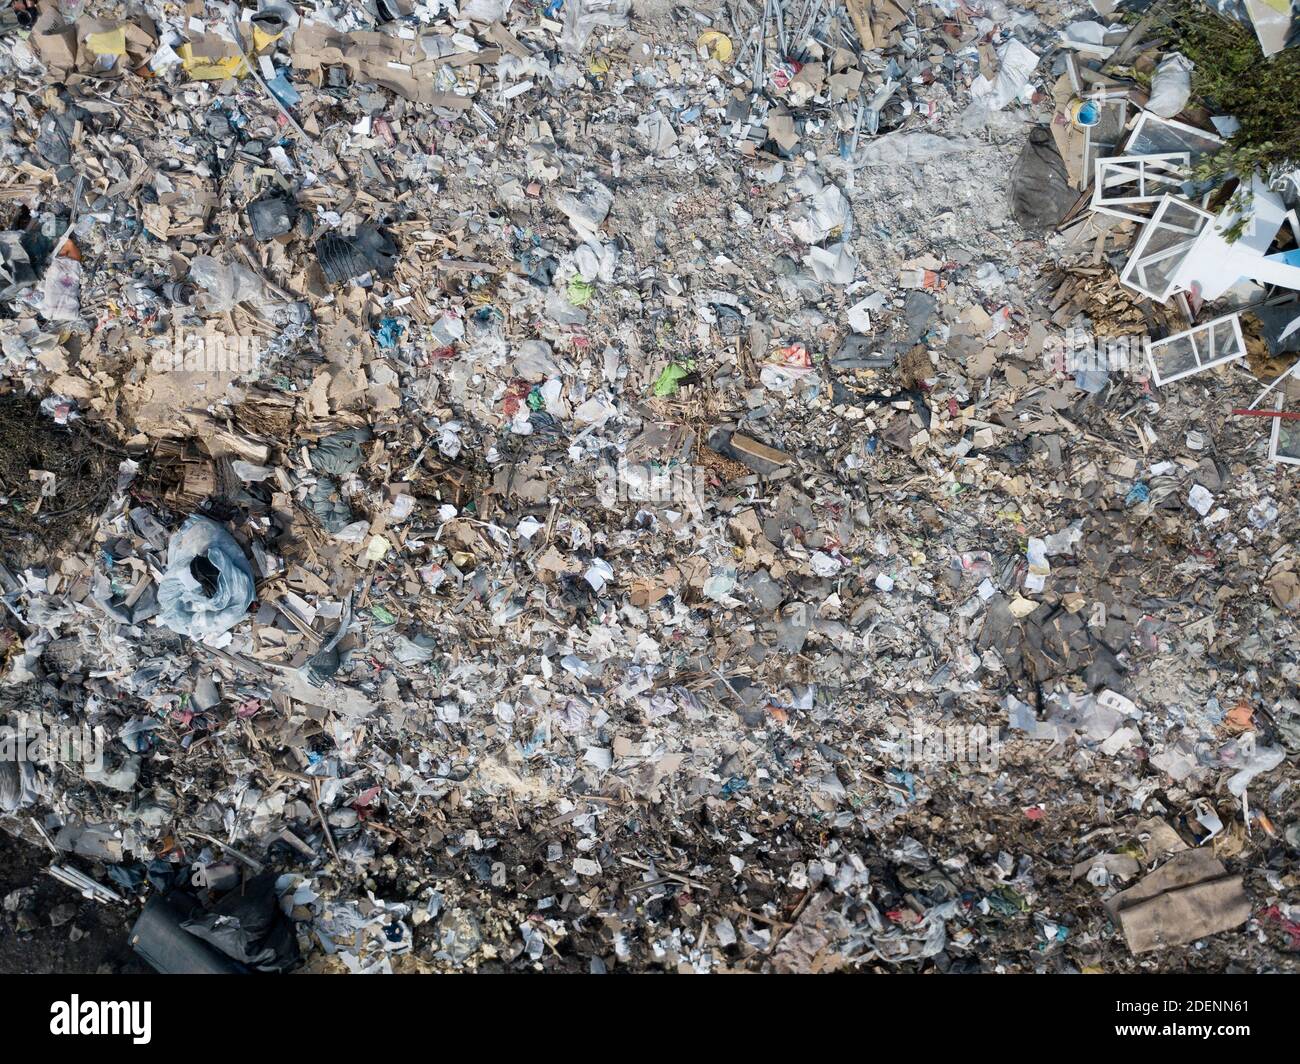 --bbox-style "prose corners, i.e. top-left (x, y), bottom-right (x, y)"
top-left (290, 22), bottom-right (497, 109)
top-left (1106, 849), bottom-right (1251, 954)
top-left (844, 0), bottom-right (913, 52)
top-left (31, 11), bottom-right (158, 81)
top-left (1049, 75), bottom-right (1087, 189)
